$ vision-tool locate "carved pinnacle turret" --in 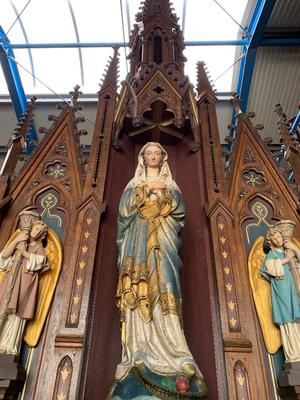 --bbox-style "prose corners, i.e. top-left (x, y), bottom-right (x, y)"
top-left (196, 62), bottom-right (214, 98)
top-left (275, 103), bottom-right (300, 195)
top-left (136, 0), bottom-right (178, 24)
top-left (84, 49), bottom-right (119, 198)
top-left (1, 97), bottom-right (37, 178)
top-left (128, 0), bottom-right (185, 79)
top-left (98, 47), bottom-right (119, 95)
